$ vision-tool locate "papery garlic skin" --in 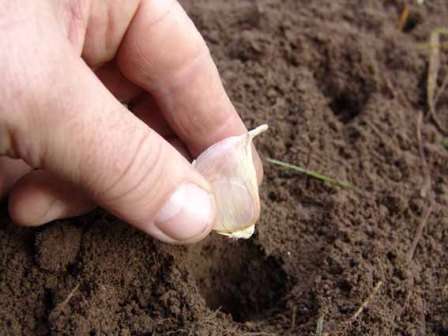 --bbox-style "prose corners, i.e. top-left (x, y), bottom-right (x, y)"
top-left (193, 125), bottom-right (268, 239)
